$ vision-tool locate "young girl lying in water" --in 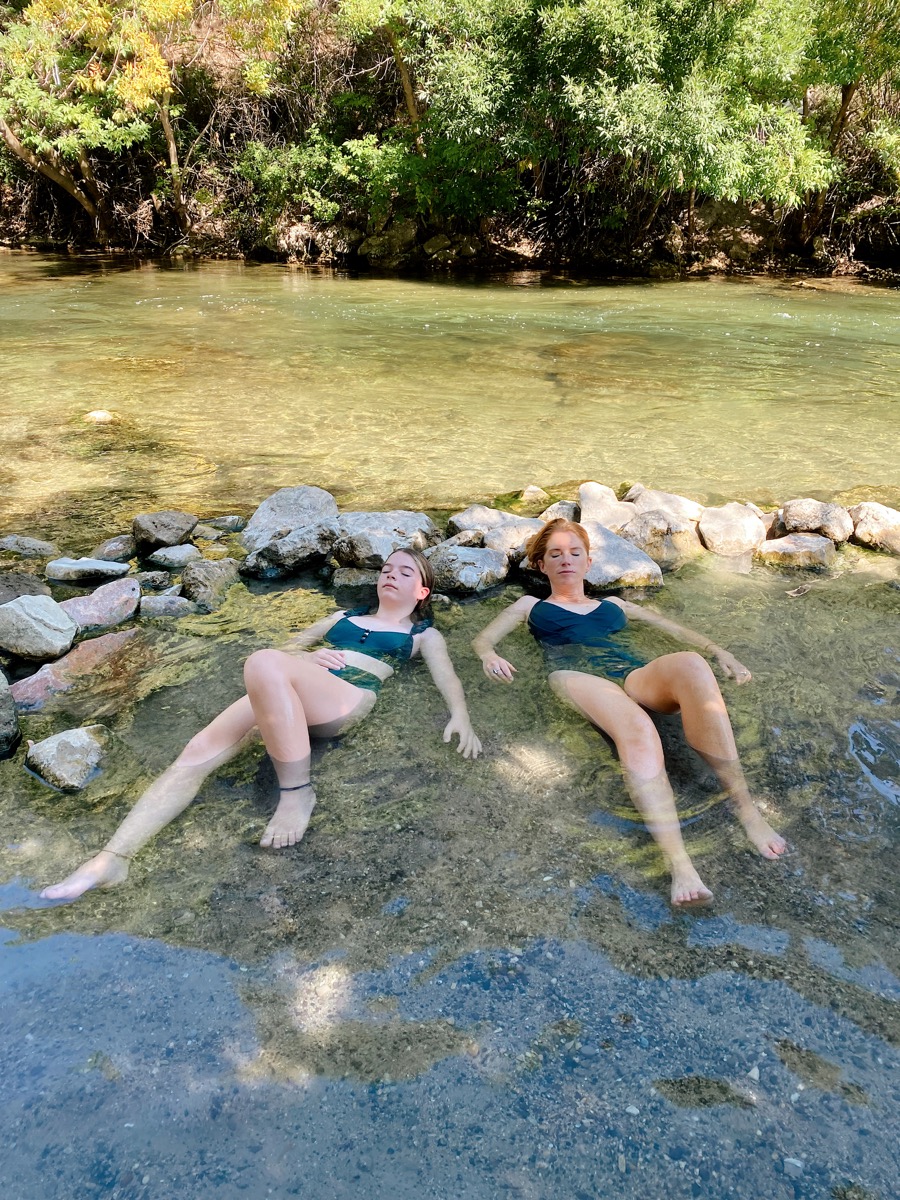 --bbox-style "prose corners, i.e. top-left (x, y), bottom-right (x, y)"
top-left (42, 549), bottom-right (481, 902)
top-left (472, 518), bottom-right (786, 906)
